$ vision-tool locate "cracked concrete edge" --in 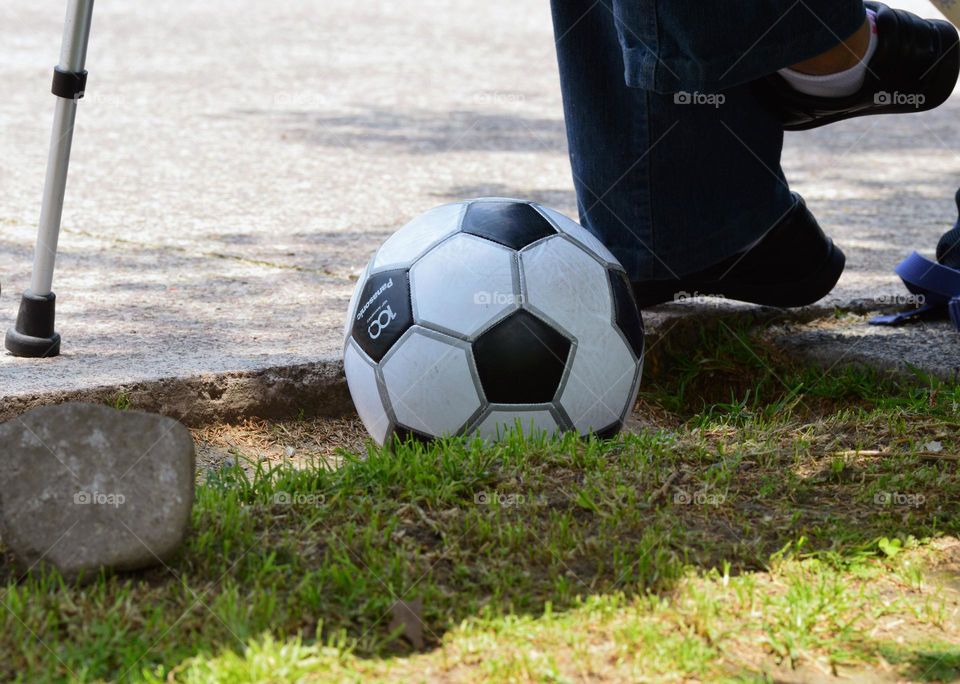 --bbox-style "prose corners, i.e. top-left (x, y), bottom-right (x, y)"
top-left (0, 301), bottom-right (850, 427)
